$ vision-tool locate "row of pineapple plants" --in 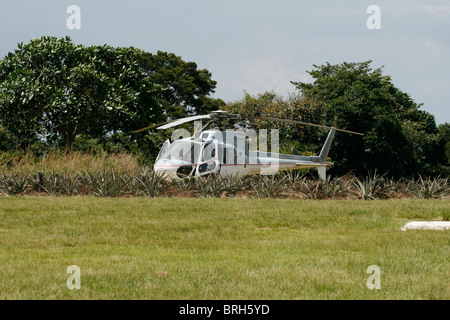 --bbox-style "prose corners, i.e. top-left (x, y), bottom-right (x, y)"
top-left (0, 169), bottom-right (448, 199)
